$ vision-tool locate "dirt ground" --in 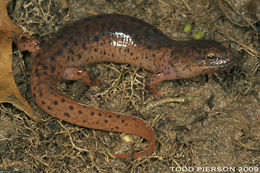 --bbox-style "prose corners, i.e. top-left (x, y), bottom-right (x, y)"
top-left (0, 0), bottom-right (259, 172)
